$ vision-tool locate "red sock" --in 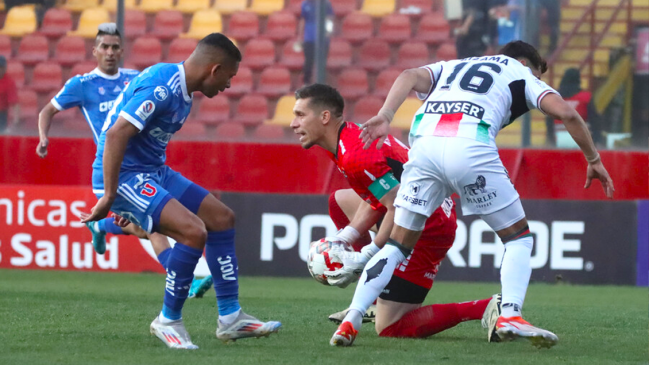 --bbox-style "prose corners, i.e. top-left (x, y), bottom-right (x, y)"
top-left (379, 298), bottom-right (491, 338)
top-left (328, 192), bottom-right (372, 251)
